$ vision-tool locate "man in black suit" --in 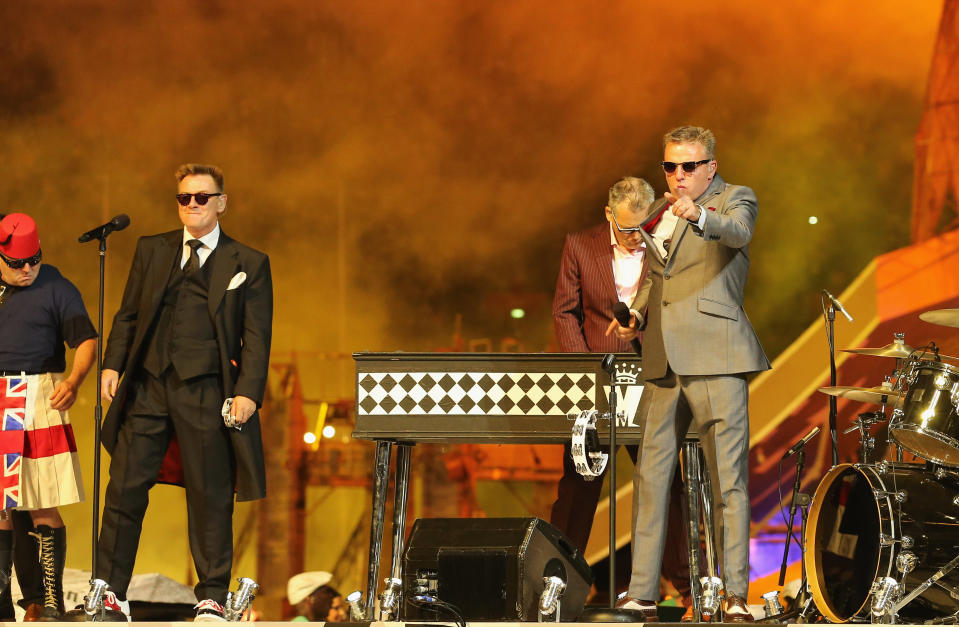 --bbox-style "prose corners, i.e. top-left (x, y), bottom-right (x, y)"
top-left (94, 164), bottom-right (272, 621)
